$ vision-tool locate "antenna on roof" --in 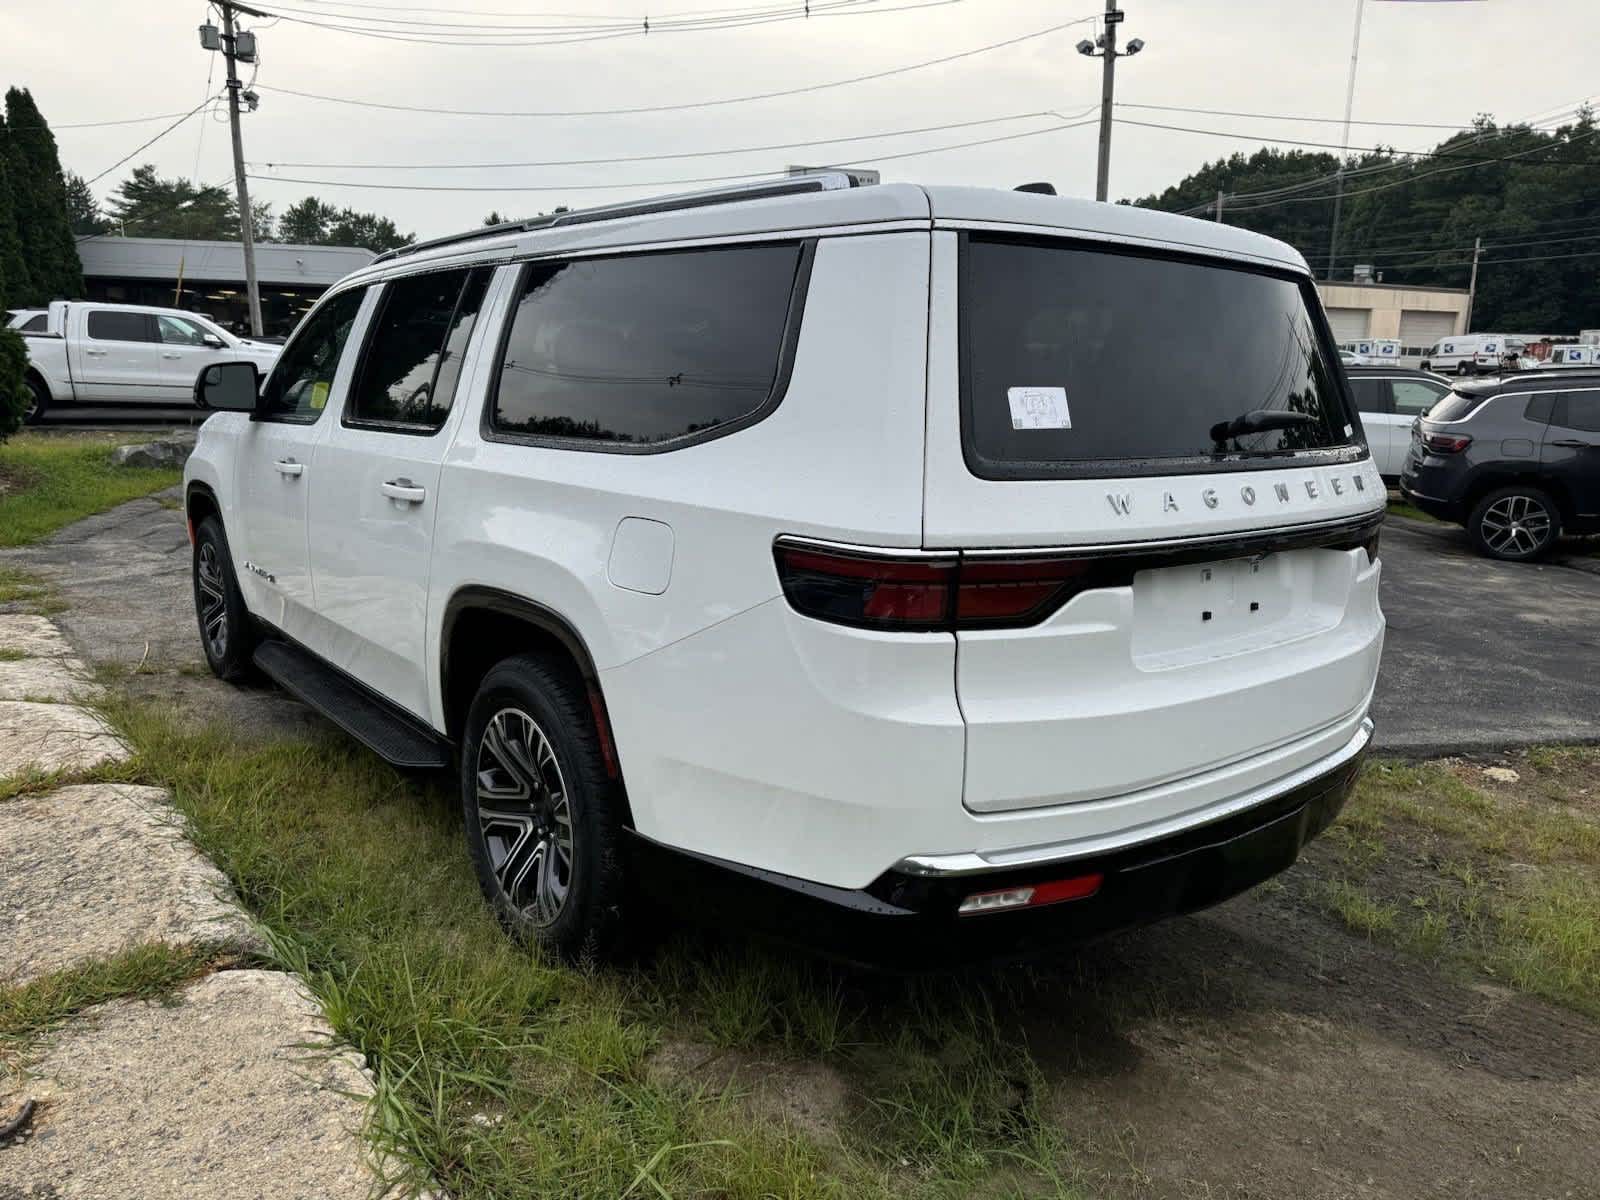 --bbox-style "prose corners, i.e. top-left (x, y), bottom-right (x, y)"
top-left (1014, 182), bottom-right (1057, 195)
